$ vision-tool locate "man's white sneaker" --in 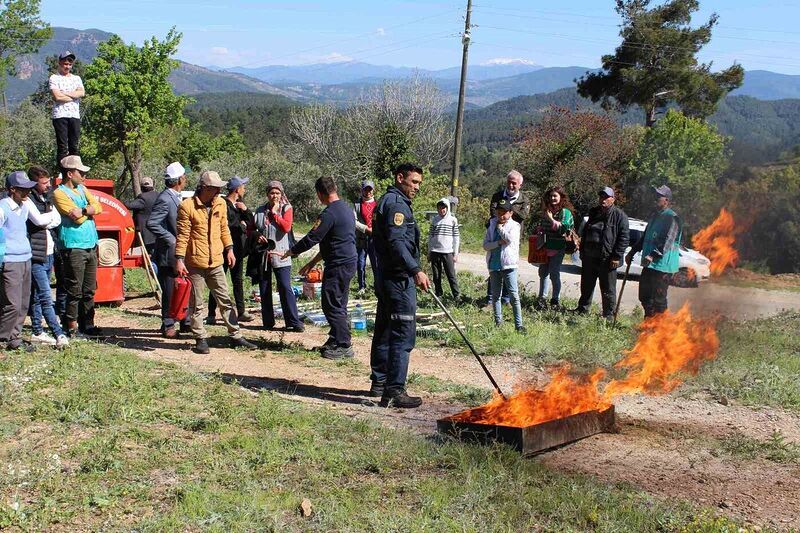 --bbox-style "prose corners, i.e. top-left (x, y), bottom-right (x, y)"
top-left (55, 335), bottom-right (70, 349)
top-left (31, 332), bottom-right (57, 345)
